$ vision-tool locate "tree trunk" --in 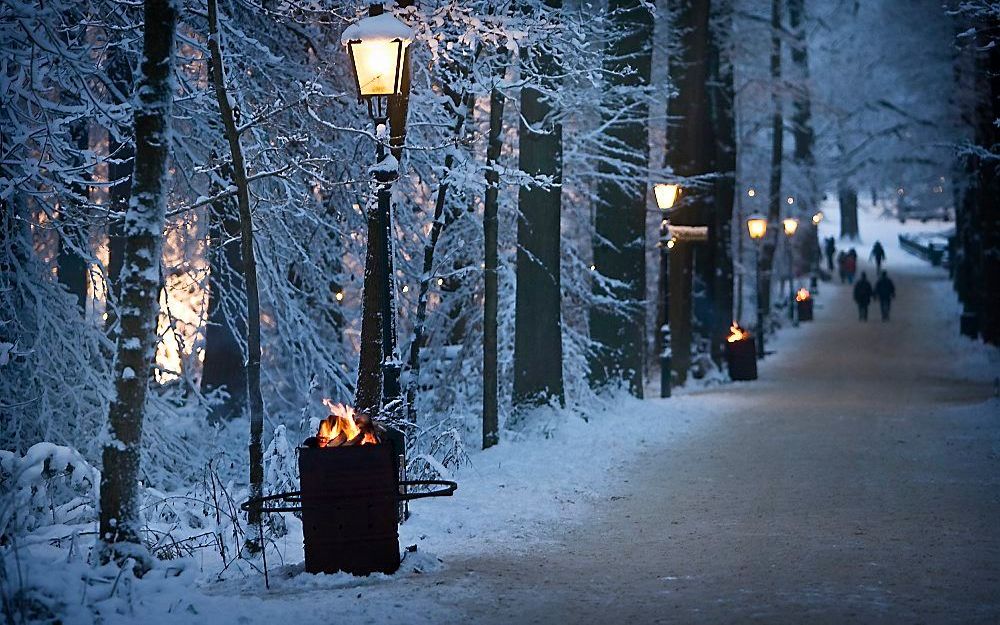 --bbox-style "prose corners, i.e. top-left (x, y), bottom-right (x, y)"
top-left (57, 117), bottom-right (91, 311)
top-left (760, 0), bottom-right (784, 317)
top-left (105, 48), bottom-right (134, 334)
top-left (589, 0), bottom-right (654, 396)
top-left (99, 0), bottom-right (177, 567)
top-left (787, 0), bottom-right (819, 285)
top-left (483, 61), bottom-right (506, 449)
top-left (839, 185), bottom-right (859, 240)
top-left (513, 0), bottom-right (564, 415)
top-left (974, 21), bottom-right (1000, 345)
top-left (201, 161), bottom-right (247, 423)
top-left (708, 0), bottom-right (736, 366)
top-left (207, 0), bottom-right (266, 544)
top-left (665, 0), bottom-right (714, 386)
